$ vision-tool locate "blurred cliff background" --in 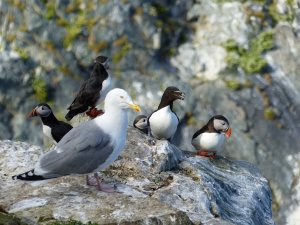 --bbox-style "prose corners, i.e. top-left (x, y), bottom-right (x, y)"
top-left (0, 0), bottom-right (300, 224)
